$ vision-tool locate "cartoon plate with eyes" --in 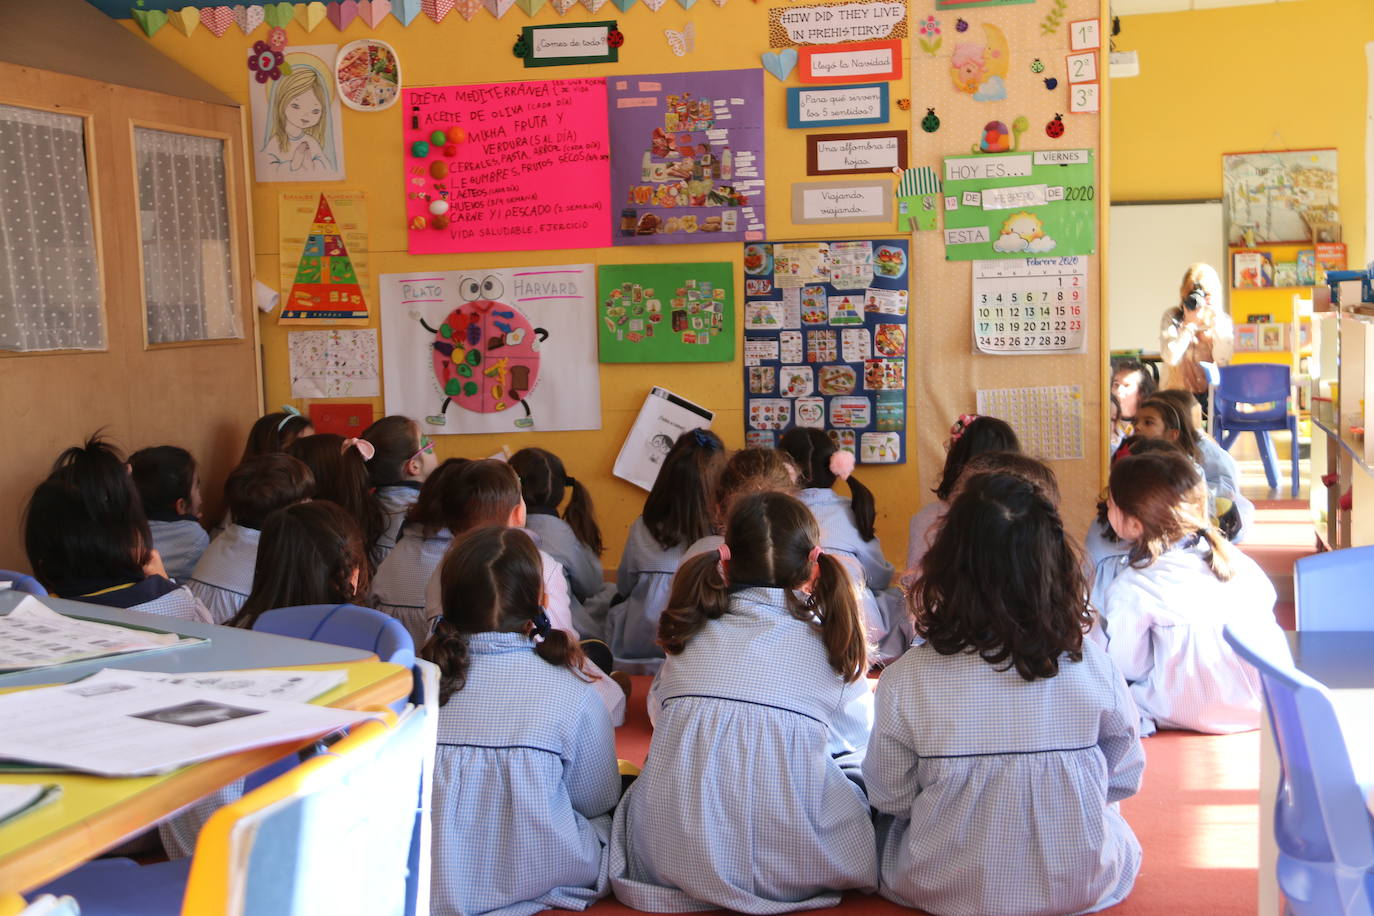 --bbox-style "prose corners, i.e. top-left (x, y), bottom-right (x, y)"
top-left (410, 274), bottom-right (549, 429)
